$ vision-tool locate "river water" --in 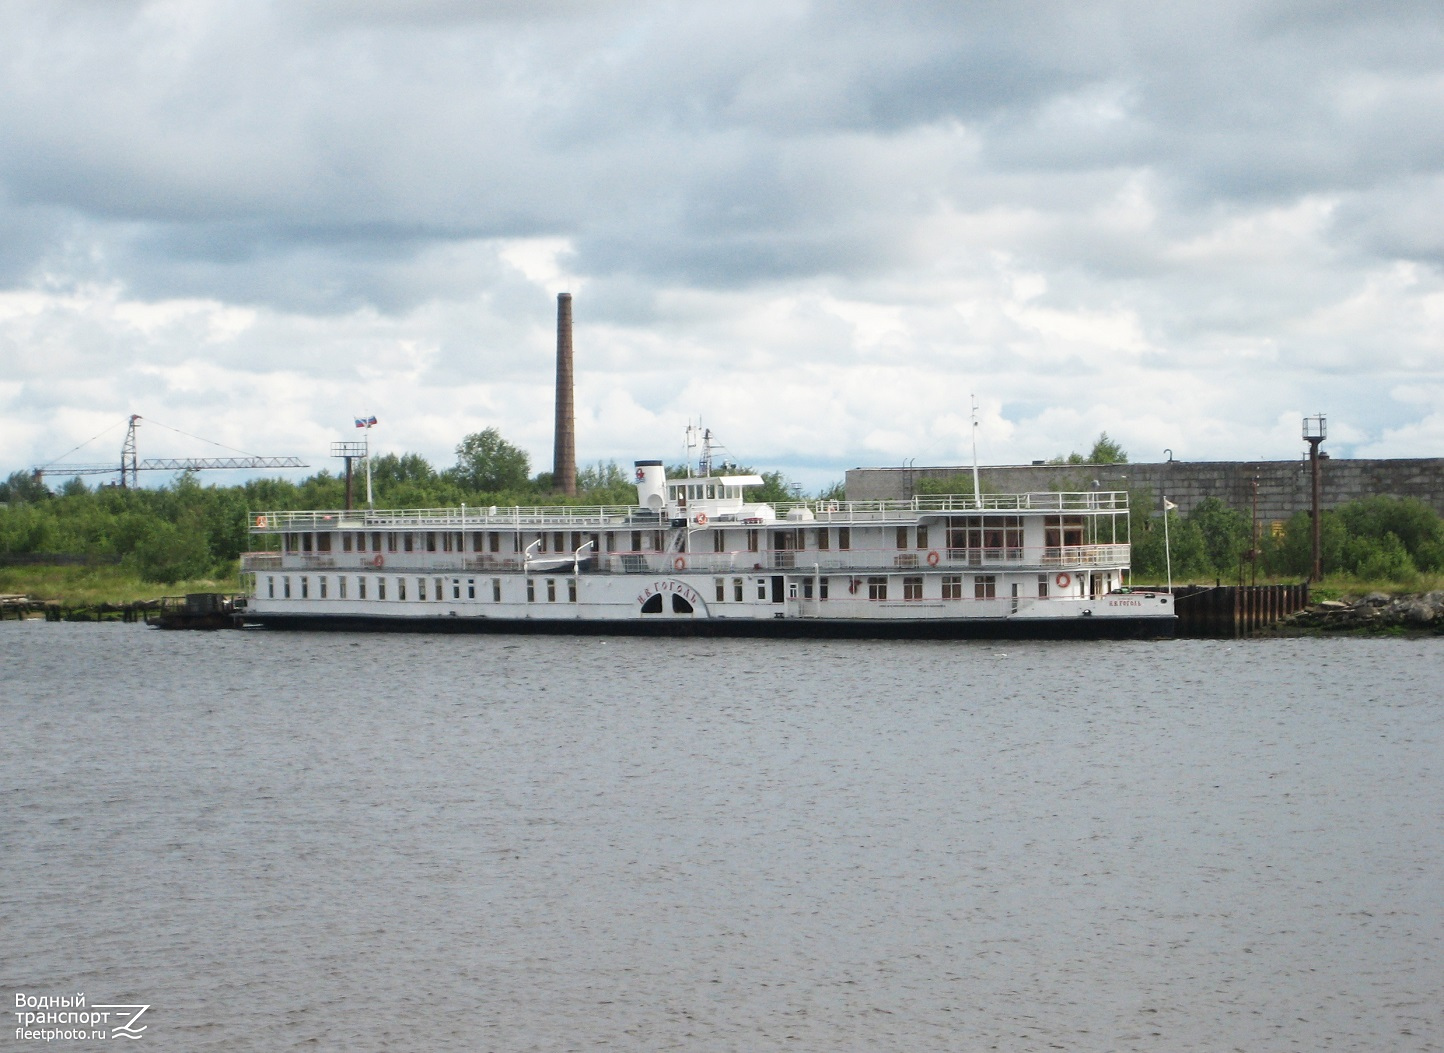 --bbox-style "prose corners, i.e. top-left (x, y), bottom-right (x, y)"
top-left (2, 622), bottom-right (1439, 1052)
